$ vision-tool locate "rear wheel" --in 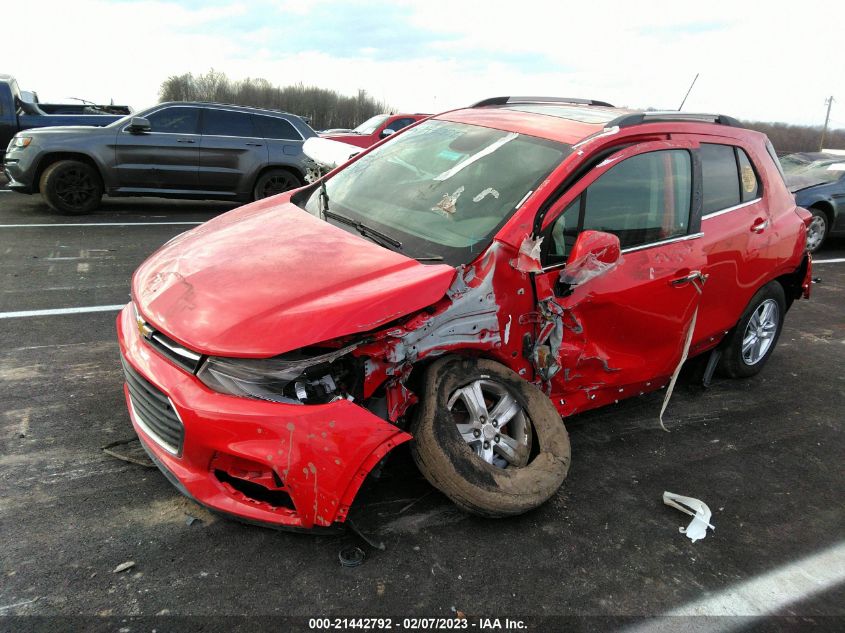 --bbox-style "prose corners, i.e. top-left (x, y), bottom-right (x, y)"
top-left (718, 282), bottom-right (786, 378)
top-left (40, 160), bottom-right (103, 215)
top-left (411, 356), bottom-right (571, 517)
top-left (253, 169), bottom-right (302, 200)
top-left (805, 207), bottom-right (829, 253)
